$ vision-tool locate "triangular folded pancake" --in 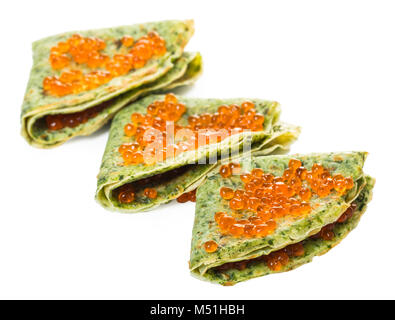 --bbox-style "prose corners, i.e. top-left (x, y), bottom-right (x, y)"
top-left (21, 20), bottom-right (202, 148)
top-left (190, 152), bottom-right (374, 285)
top-left (96, 95), bottom-right (300, 213)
